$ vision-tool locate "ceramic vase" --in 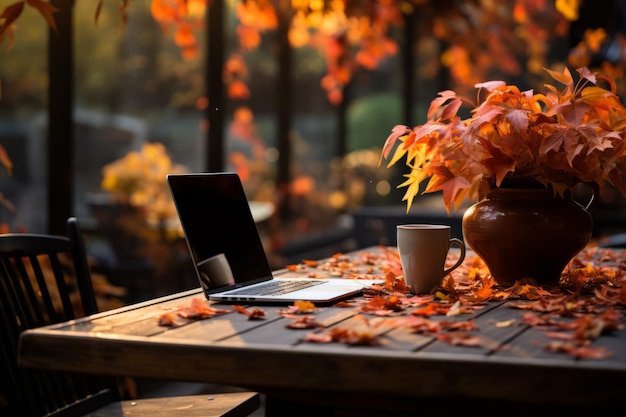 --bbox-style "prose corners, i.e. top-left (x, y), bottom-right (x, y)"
top-left (461, 182), bottom-right (593, 287)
